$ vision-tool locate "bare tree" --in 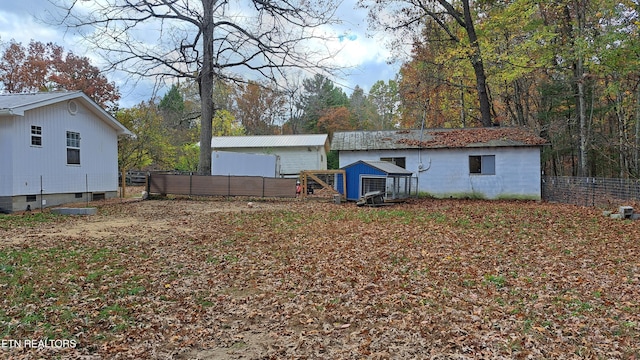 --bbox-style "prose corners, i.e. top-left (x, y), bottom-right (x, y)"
top-left (53, 0), bottom-right (341, 174)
